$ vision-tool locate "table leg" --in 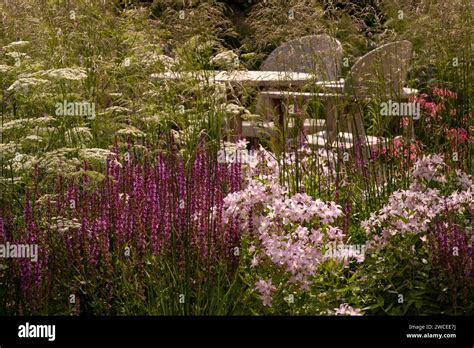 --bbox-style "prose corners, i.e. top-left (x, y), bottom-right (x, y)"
top-left (325, 97), bottom-right (339, 145)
